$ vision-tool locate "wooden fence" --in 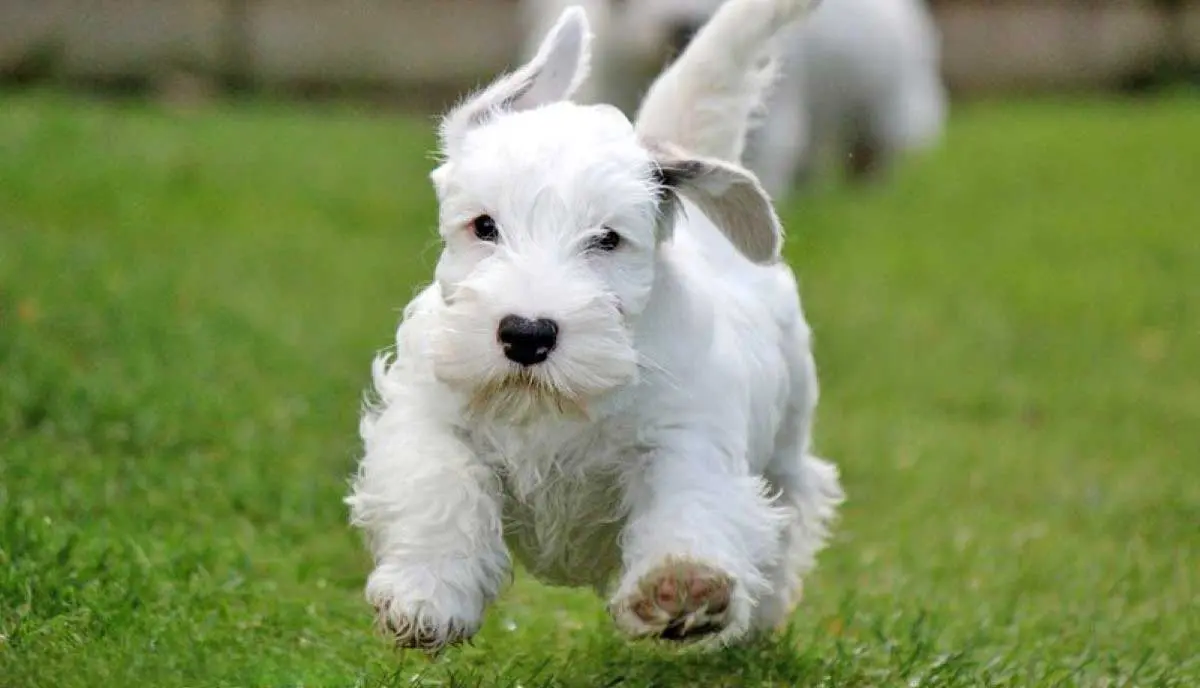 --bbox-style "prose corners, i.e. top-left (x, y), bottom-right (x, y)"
top-left (2, 0), bottom-right (1198, 104)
